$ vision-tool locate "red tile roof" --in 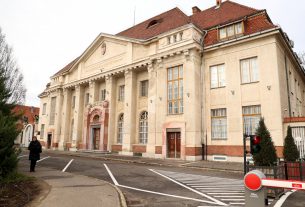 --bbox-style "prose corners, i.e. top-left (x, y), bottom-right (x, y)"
top-left (117, 7), bottom-right (190, 40)
top-left (13, 105), bottom-right (40, 124)
top-left (190, 1), bottom-right (259, 30)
